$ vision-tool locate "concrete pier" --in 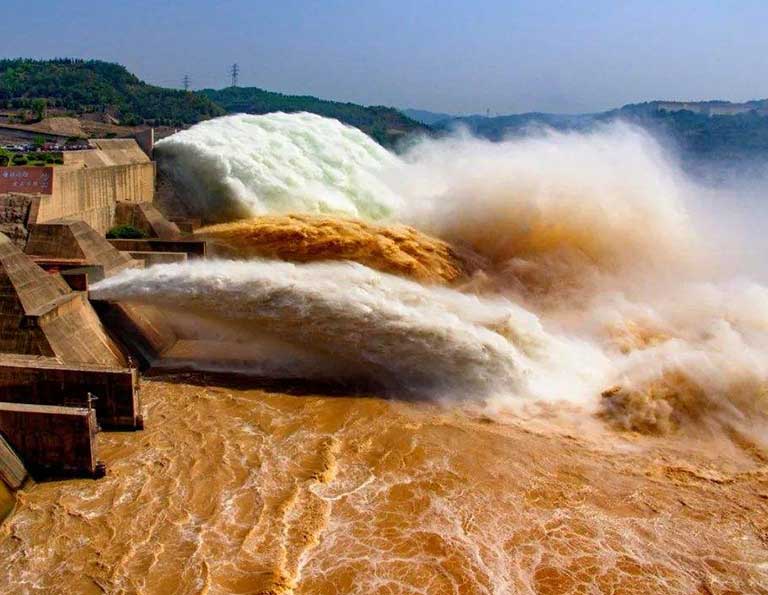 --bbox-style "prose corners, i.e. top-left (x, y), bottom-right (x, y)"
top-left (0, 233), bottom-right (126, 367)
top-left (0, 402), bottom-right (104, 479)
top-left (0, 356), bottom-right (141, 429)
